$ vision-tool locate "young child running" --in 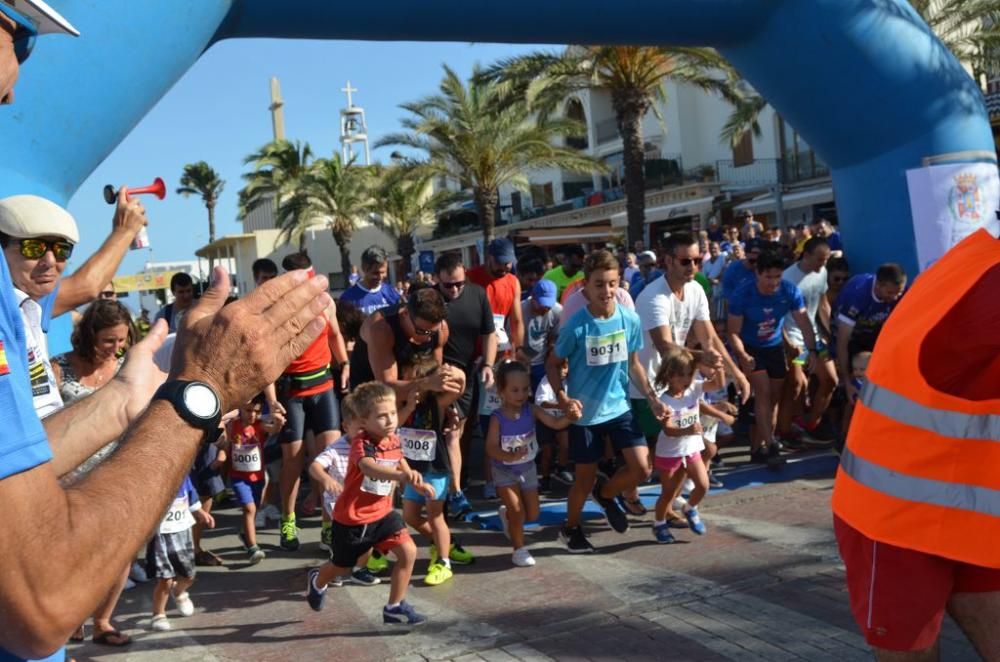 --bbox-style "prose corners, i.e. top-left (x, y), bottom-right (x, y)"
top-left (651, 348), bottom-right (732, 544)
top-left (398, 355), bottom-right (473, 585)
top-left (306, 382), bottom-right (435, 625)
top-left (535, 359), bottom-right (574, 491)
top-left (147, 474), bottom-right (215, 631)
top-left (487, 360), bottom-right (580, 566)
top-left (308, 393), bottom-right (380, 587)
top-left (216, 395), bottom-right (285, 564)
